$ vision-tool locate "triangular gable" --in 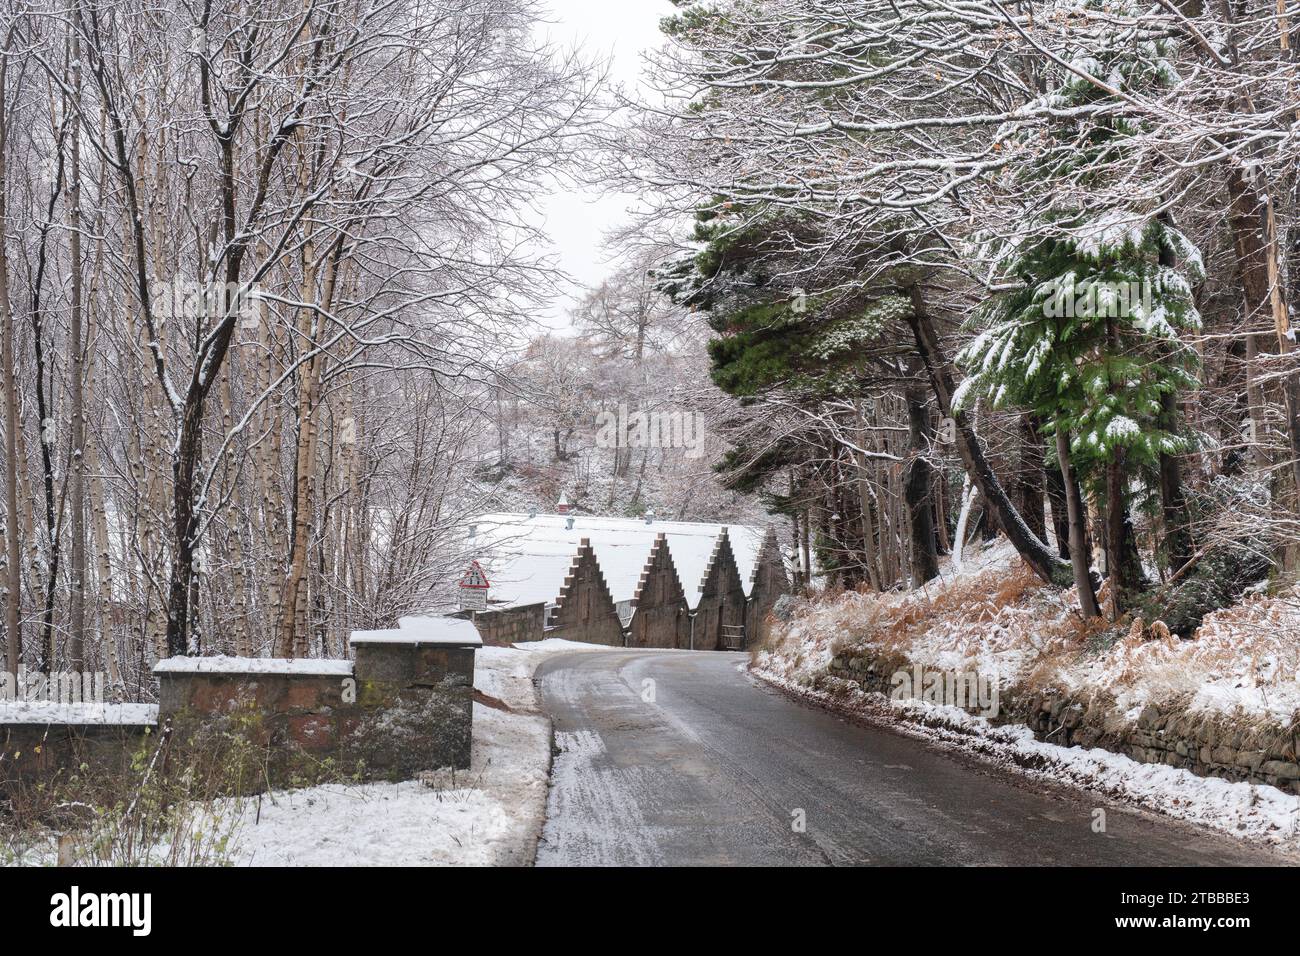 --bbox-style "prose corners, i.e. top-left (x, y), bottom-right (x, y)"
top-left (698, 528), bottom-right (745, 603)
top-left (633, 532), bottom-right (688, 609)
top-left (749, 526), bottom-right (790, 596)
top-left (549, 538), bottom-right (623, 646)
top-left (746, 526), bottom-right (791, 646)
top-left (693, 528), bottom-right (748, 650)
top-left (628, 532), bottom-right (691, 649)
